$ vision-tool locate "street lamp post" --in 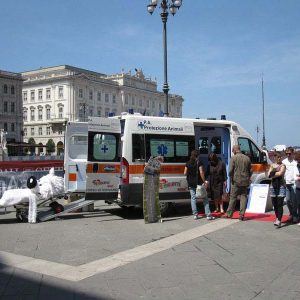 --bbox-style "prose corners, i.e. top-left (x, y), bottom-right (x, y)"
top-left (261, 76), bottom-right (266, 149)
top-left (147, 0), bottom-right (183, 117)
